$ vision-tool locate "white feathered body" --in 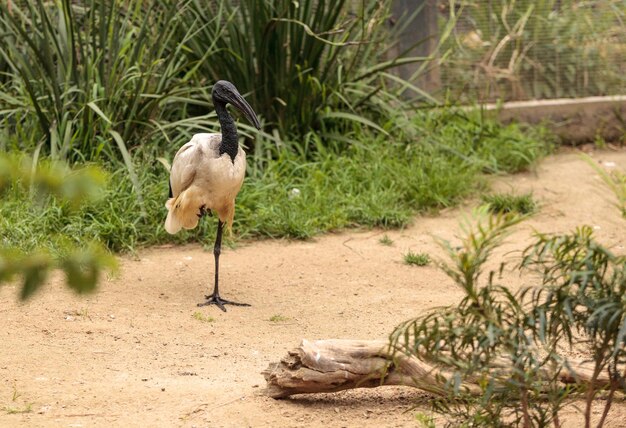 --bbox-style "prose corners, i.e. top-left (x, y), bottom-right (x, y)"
top-left (164, 133), bottom-right (246, 234)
